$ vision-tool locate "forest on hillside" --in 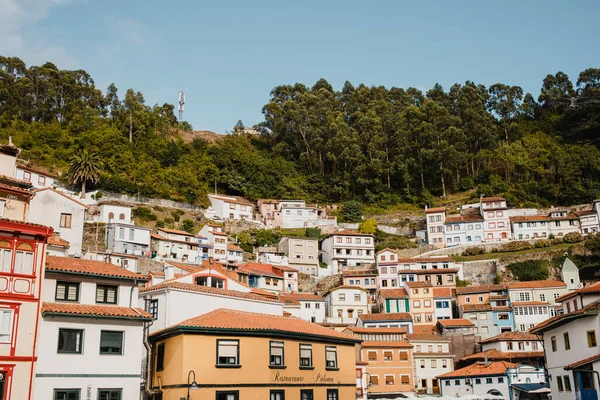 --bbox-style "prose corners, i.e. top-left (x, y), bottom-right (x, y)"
top-left (1, 55), bottom-right (600, 208)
